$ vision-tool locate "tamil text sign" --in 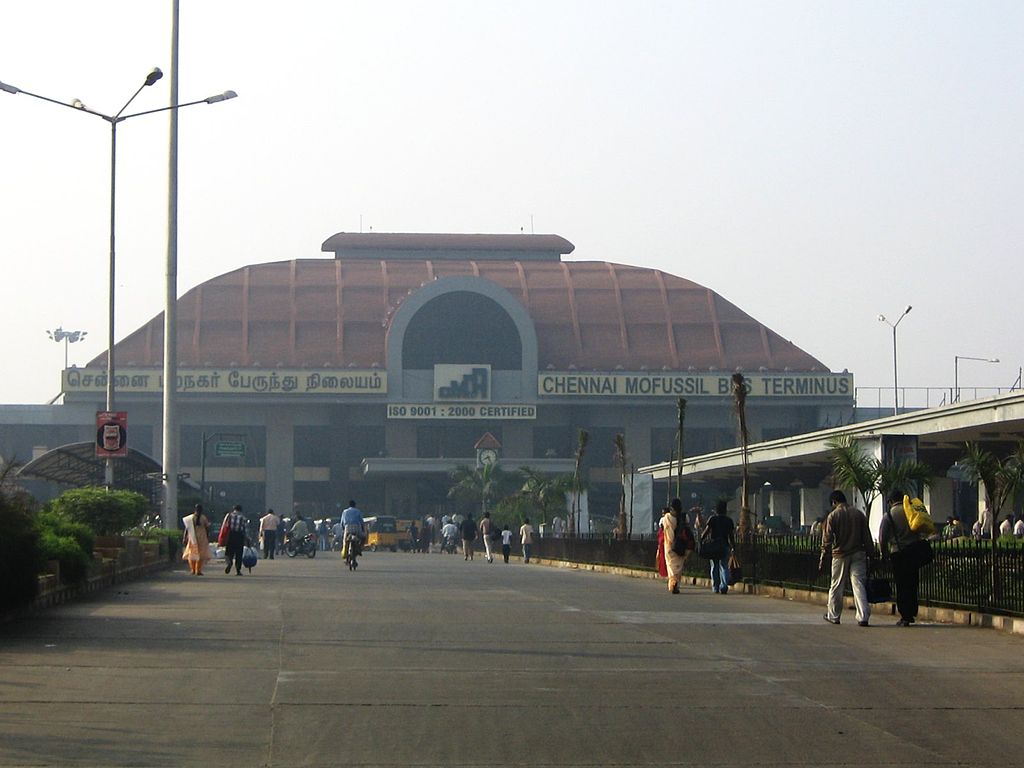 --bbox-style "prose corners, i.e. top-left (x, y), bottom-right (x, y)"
top-left (65, 368), bottom-right (386, 396)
